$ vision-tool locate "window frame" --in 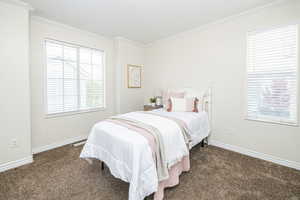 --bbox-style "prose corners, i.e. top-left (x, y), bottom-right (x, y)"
top-left (44, 38), bottom-right (106, 118)
top-left (245, 24), bottom-right (299, 127)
